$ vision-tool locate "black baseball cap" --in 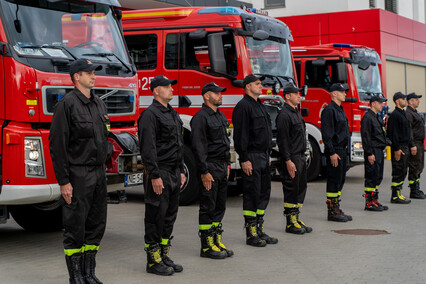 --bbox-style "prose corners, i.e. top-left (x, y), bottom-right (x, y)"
top-left (393, 91), bottom-right (407, 102)
top-left (70, 58), bottom-right (102, 77)
top-left (407, 92), bottom-right (422, 100)
top-left (150, 75), bottom-right (177, 91)
top-left (283, 84), bottom-right (302, 95)
top-left (329, 83), bottom-right (348, 92)
top-left (370, 95), bottom-right (387, 104)
top-left (202, 82), bottom-right (226, 95)
top-left (243, 74), bottom-right (265, 88)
